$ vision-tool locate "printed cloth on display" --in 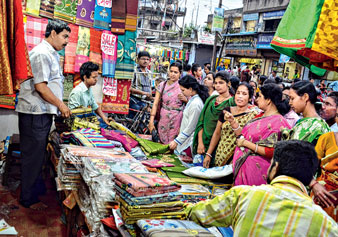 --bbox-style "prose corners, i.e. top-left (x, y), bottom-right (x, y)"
top-left (136, 219), bottom-right (215, 237)
top-left (141, 159), bottom-right (175, 168)
top-left (115, 185), bottom-right (183, 206)
top-left (115, 31), bottom-right (137, 80)
top-left (299, 0), bottom-right (338, 72)
top-left (54, 0), bottom-right (78, 23)
top-left (0, 94), bottom-right (16, 109)
top-left (111, 0), bottom-right (126, 34)
top-left (64, 24), bottom-right (79, 74)
top-left (101, 79), bottom-right (131, 114)
top-left (113, 173), bottom-right (181, 197)
top-left (89, 28), bottom-right (103, 72)
top-left (74, 26), bottom-right (90, 72)
top-left (100, 128), bottom-right (138, 152)
top-left (24, 15), bottom-right (48, 52)
top-left (101, 30), bottom-right (117, 77)
top-left (39, 0), bottom-right (55, 19)
top-left (93, 0), bottom-right (112, 30)
top-left (125, 0), bottom-right (138, 31)
top-left (135, 137), bottom-right (170, 155)
top-left (270, 0), bottom-right (326, 76)
top-left (25, 0), bottom-right (41, 17)
top-left (61, 128), bottom-right (123, 148)
top-left (75, 0), bottom-right (95, 27)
